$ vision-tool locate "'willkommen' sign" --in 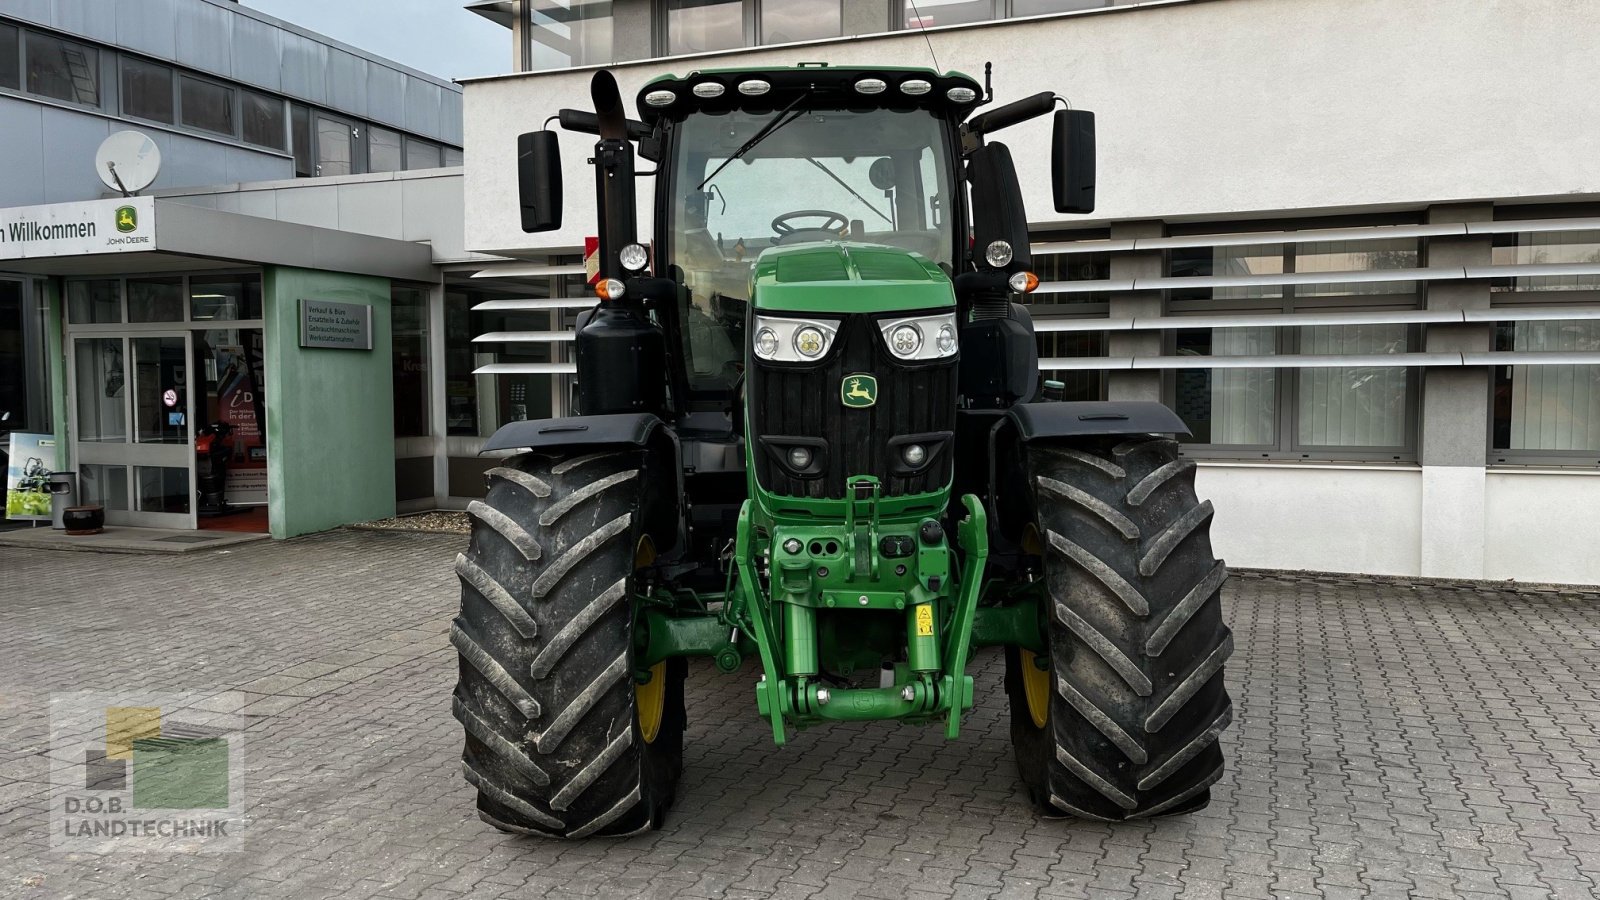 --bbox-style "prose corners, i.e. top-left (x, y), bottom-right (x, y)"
top-left (0, 197), bottom-right (154, 259)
